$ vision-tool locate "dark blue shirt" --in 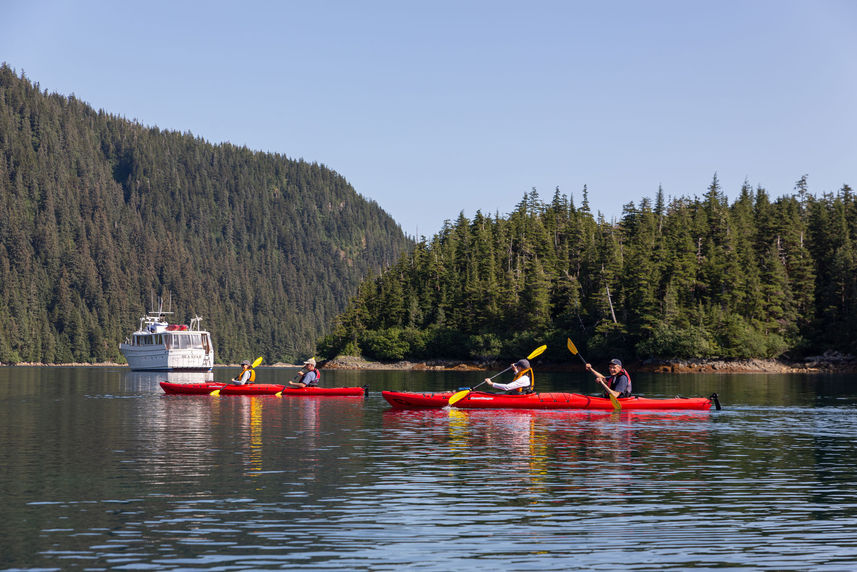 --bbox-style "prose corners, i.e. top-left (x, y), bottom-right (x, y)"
top-left (607, 372), bottom-right (631, 397)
